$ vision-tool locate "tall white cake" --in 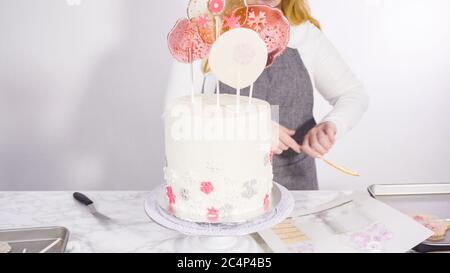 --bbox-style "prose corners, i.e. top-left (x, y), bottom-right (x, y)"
top-left (164, 94), bottom-right (274, 222)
